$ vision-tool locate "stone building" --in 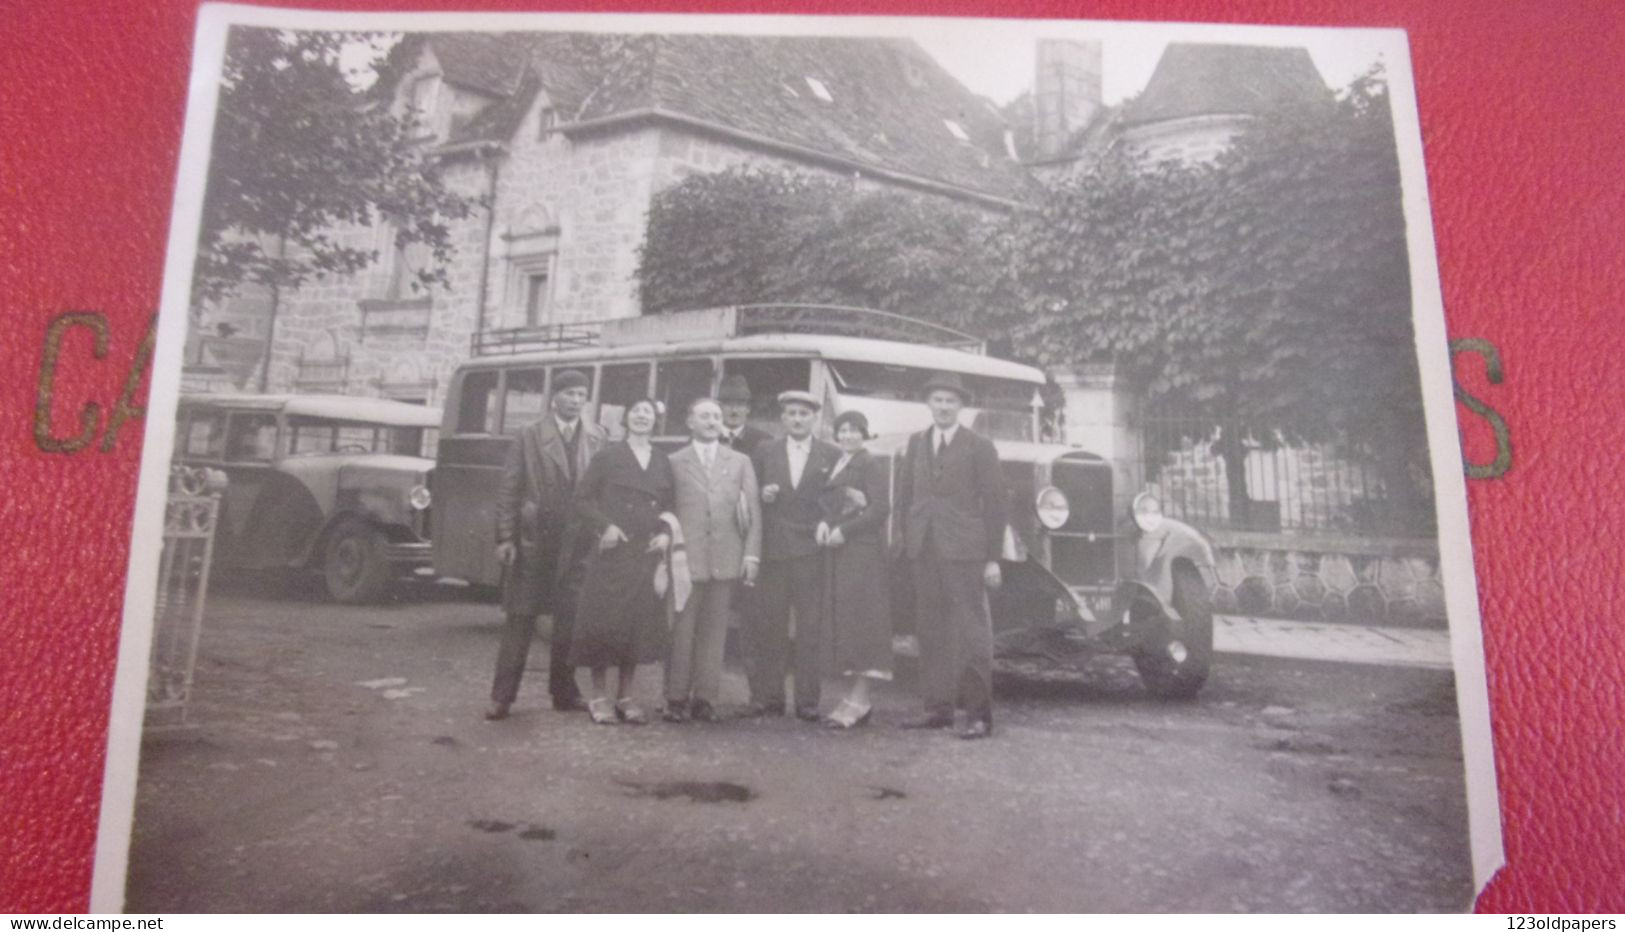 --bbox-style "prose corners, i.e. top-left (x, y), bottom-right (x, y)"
top-left (1028, 42), bottom-right (1329, 176)
top-left (187, 31), bottom-right (1036, 404)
